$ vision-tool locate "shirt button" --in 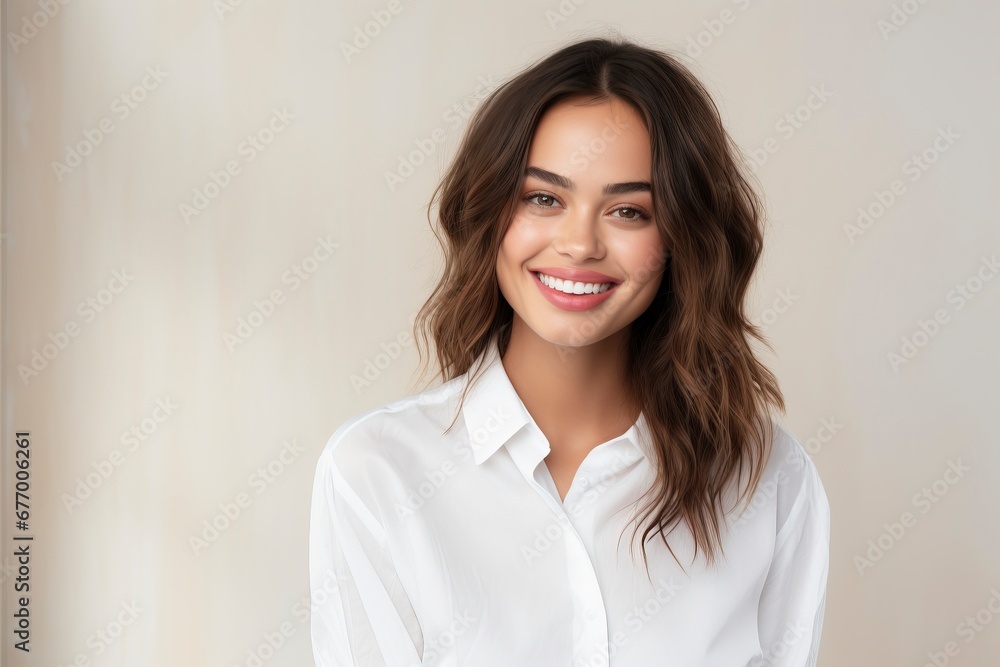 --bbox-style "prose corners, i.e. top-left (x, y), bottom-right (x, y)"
top-left (585, 608), bottom-right (598, 621)
top-left (580, 478), bottom-right (590, 487)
